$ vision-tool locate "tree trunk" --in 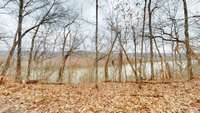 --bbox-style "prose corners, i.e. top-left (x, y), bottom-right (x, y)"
top-left (118, 33), bottom-right (137, 80)
top-left (104, 31), bottom-right (118, 82)
top-left (27, 25), bottom-right (40, 80)
top-left (132, 26), bottom-right (138, 79)
top-left (58, 54), bottom-right (70, 82)
top-left (1, 30), bottom-right (18, 76)
top-left (16, 0), bottom-right (24, 81)
top-left (163, 40), bottom-right (172, 79)
top-left (148, 0), bottom-right (154, 79)
top-left (153, 38), bottom-right (165, 79)
top-left (182, 0), bottom-right (193, 80)
top-left (139, 0), bottom-right (147, 80)
top-left (58, 29), bottom-right (70, 82)
top-left (95, 0), bottom-right (99, 88)
top-left (118, 49), bottom-right (123, 82)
